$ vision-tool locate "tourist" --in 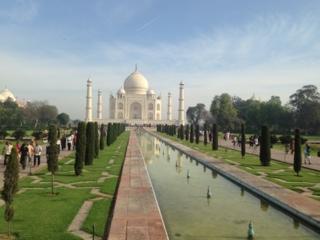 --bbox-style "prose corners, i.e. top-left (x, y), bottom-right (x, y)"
top-left (57, 138), bottom-right (62, 151)
top-left (232, 136), bottom-right (237, 147)
top-left (2, 141), bottom-right (13, 165)
top-left (34, 142), bottom-right (42, 166)
top-left (61, 135), bottom-right (66, 150)
top-left (67, 135), bottom-right (72, 151)
top-left (20, 142), bottom-right (29, 170)
top-left (72, 132), bottom-right (77, 150)
top-left (304, 144), bottom-right (311, 165)
top-left (254, 136), bottom-right (259, 151)
top-left (28, 141), bottom-right (34, 166)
